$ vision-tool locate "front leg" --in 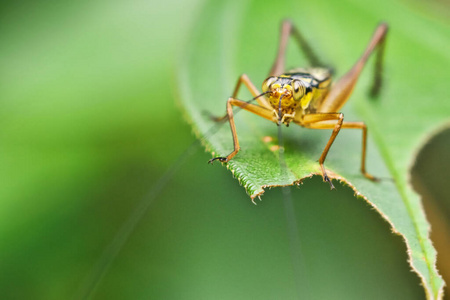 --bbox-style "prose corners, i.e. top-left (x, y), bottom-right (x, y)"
top-left (209, 97), bottom-right (241, 163)
top-left (296, 113), bottom-right (378, 188)
top-left (209, 98), bottom-right (274, 164)
top-left (297, 113), bottom-right (345, 189)
top-left (208, 74), bottom-right (272, 123)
